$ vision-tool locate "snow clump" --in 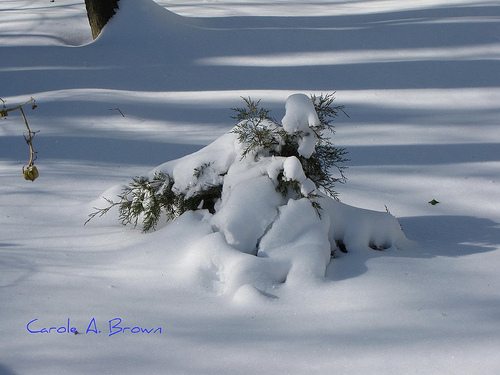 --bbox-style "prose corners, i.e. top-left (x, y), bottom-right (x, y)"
top-left (93, 93), bottom-right (411, 301)
top-left (282, 93), bottom-right (320, 158)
